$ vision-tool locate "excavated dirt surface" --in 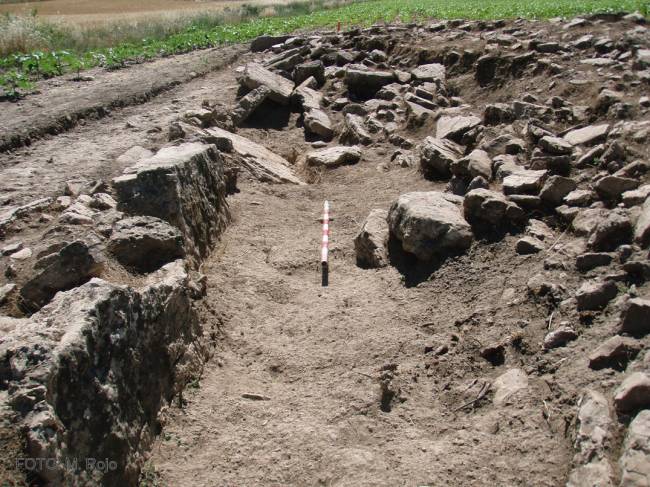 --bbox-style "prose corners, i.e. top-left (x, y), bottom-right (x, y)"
top-left (1, 13), bottom-right (650, 487)
top-left (151, 172), bottom-right (573, 487)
